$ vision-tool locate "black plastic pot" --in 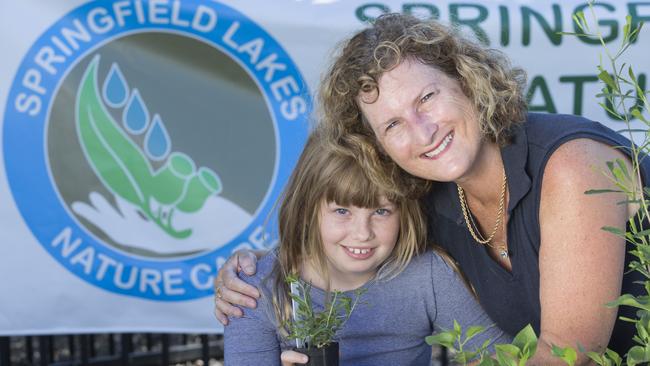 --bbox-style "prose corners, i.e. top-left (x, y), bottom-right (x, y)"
top-left (295, 342), bottom-right (339, 366)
